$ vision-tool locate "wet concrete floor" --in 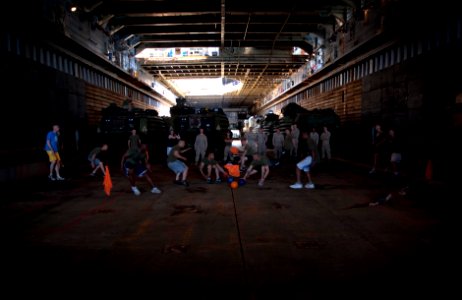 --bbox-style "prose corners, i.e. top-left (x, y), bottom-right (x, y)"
top-left (0, 160), bottom-right (457, 299)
